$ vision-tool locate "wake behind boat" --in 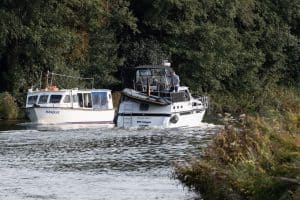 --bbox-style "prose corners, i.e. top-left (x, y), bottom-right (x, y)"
top-left (25, 72), bottom-right (115, 126)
